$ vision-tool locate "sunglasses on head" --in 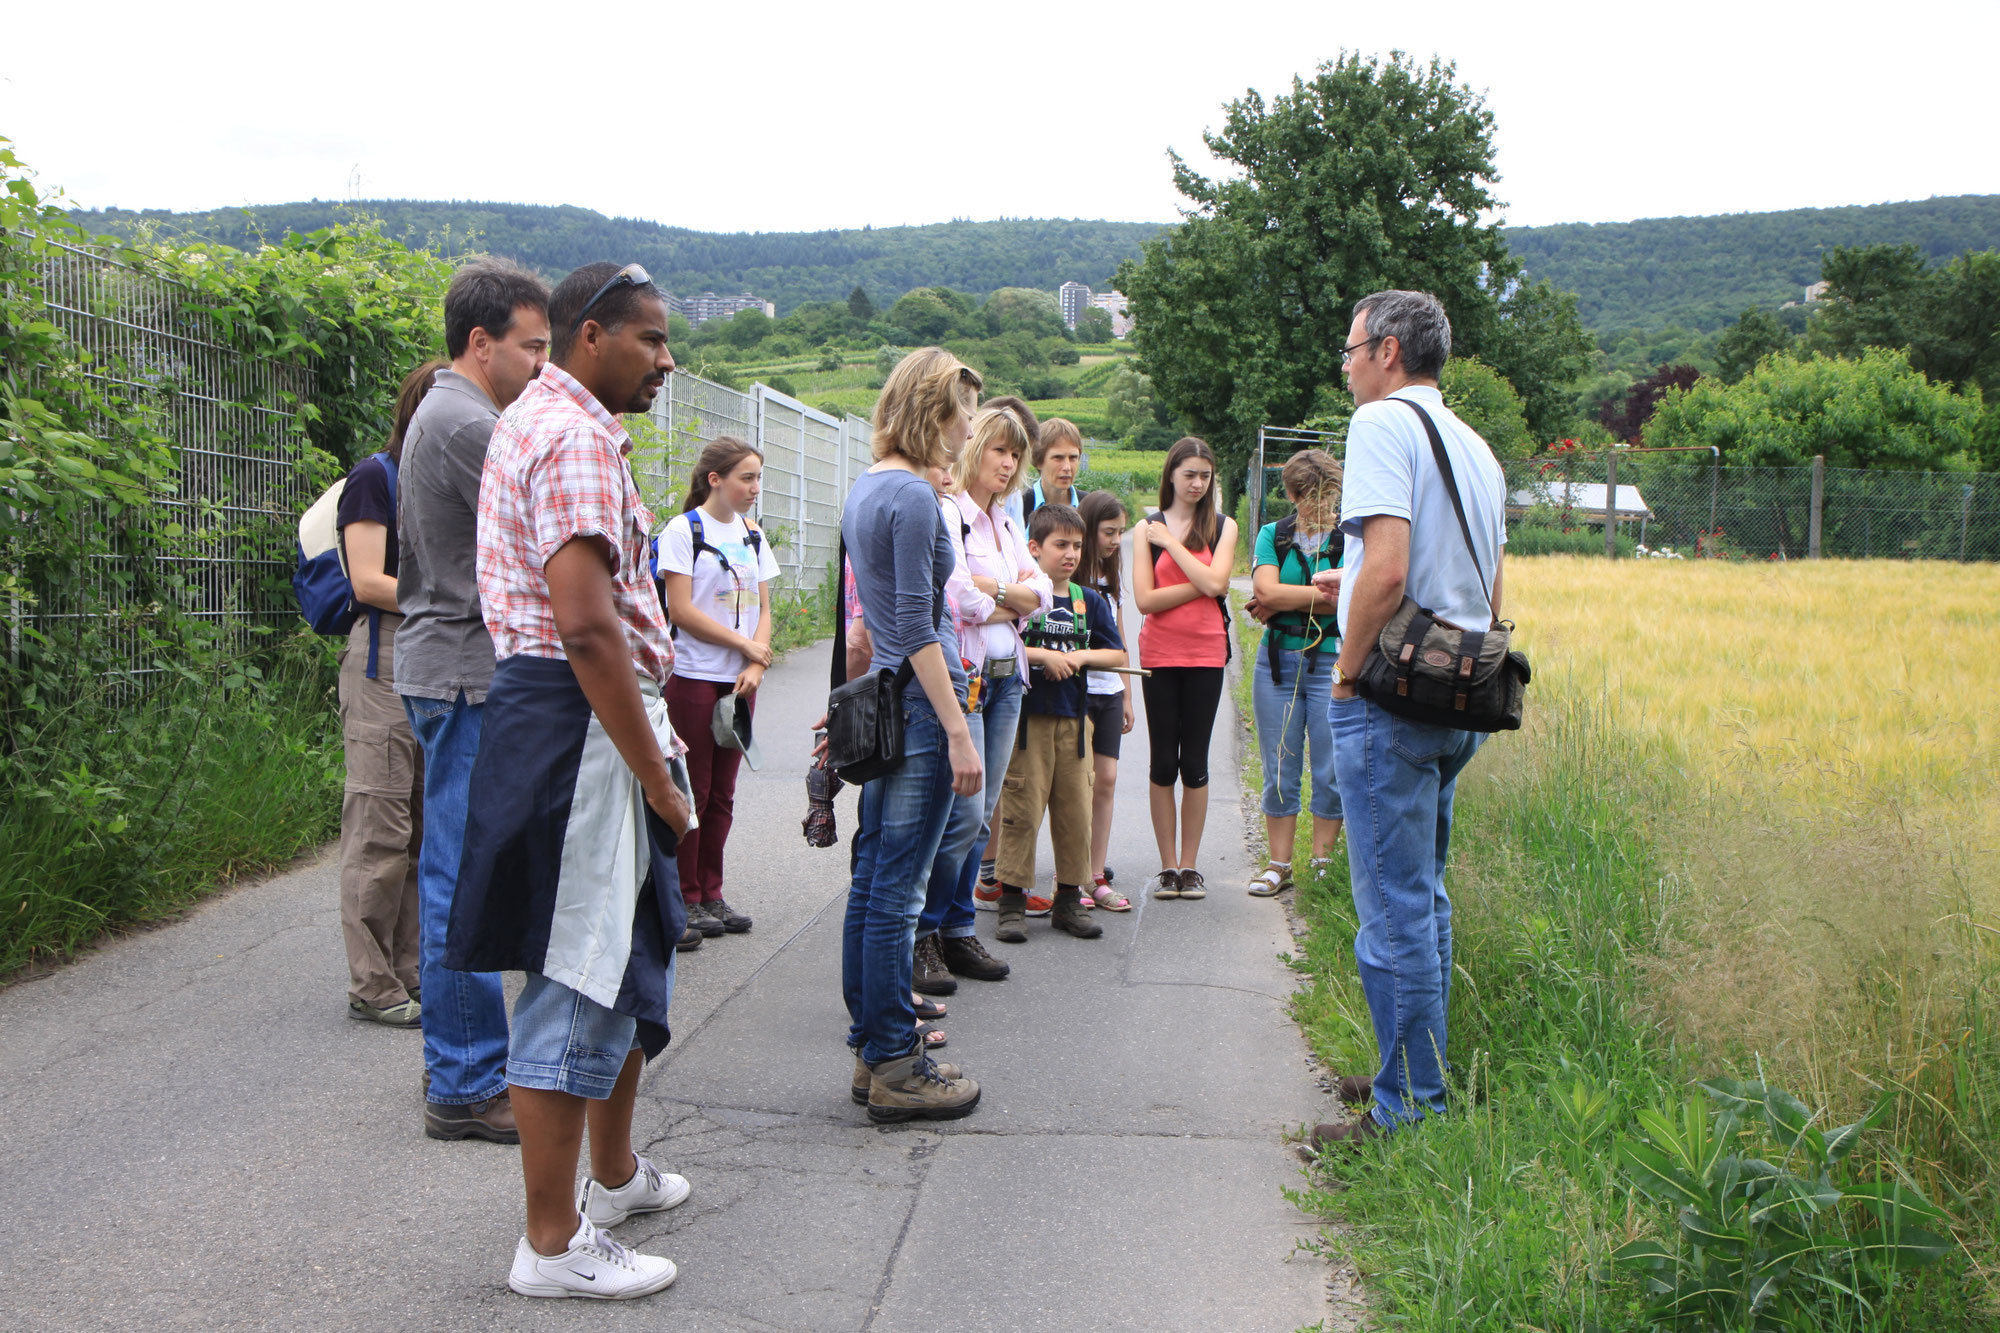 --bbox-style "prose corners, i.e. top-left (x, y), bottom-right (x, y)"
top-left (570, 262), bottom-right (653, 335)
